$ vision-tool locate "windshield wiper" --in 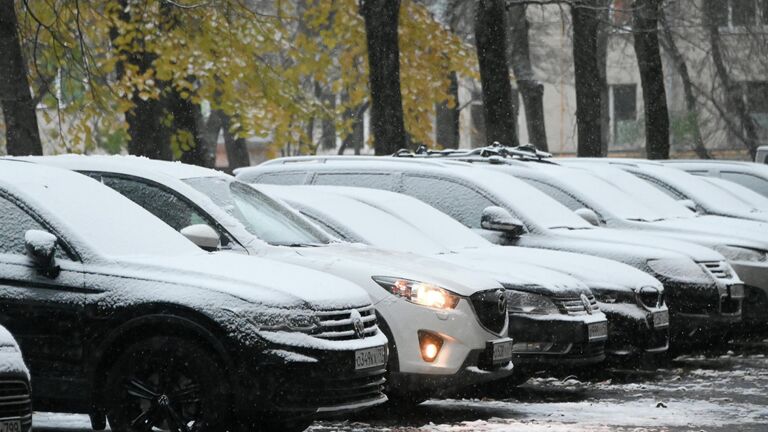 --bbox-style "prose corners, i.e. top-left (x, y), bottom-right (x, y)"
top-left (548, 226), bottom-right (592, 230)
